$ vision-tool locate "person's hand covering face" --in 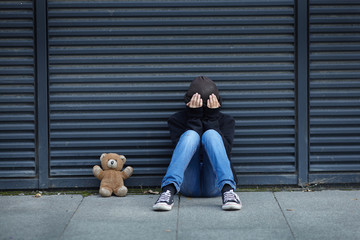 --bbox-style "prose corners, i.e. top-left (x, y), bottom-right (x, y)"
top-left (207, 93), bottom-right (221, 109)
top-left (186, 93), bottom-right (221, 109)
top-left (186, 93), bottom-right (203, 108)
